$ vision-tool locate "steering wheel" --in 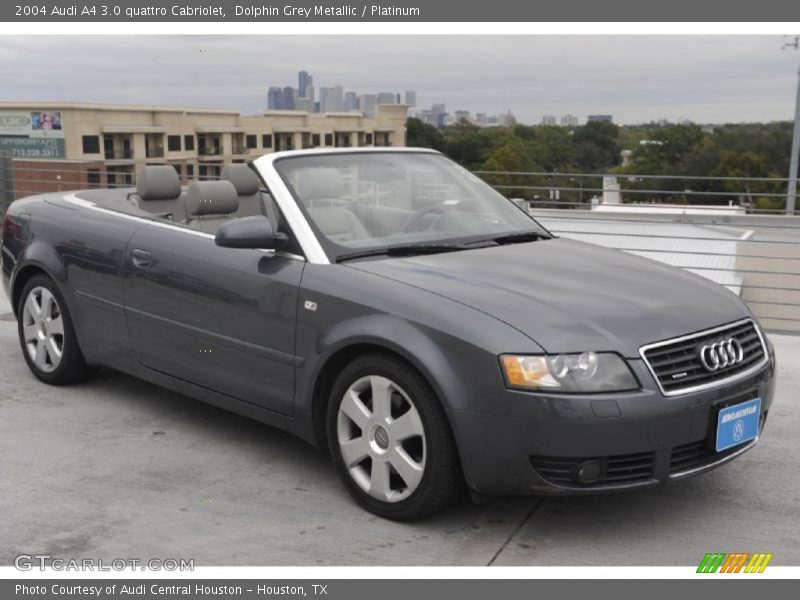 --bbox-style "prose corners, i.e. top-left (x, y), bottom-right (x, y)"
top-left (402, 205), bottom-right (447, 232)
